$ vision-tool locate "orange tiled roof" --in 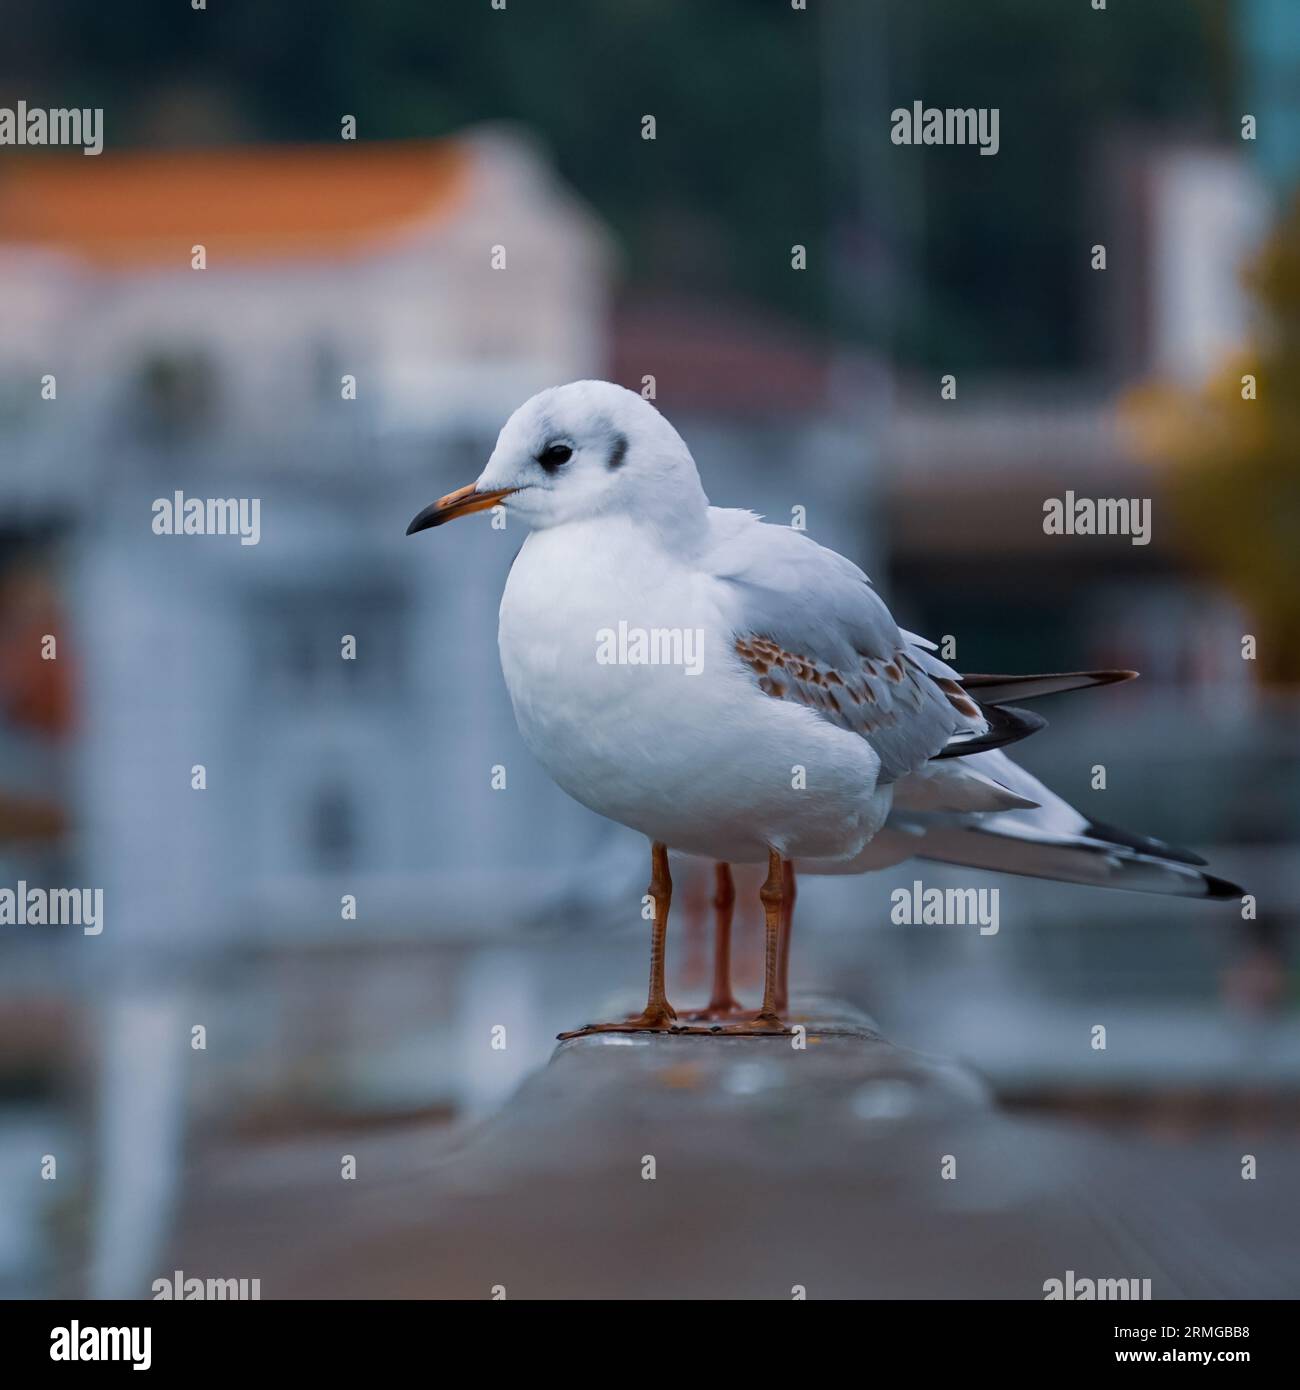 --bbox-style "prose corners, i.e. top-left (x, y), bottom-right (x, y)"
top-left (0, 140), bottom-right (471, 267)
